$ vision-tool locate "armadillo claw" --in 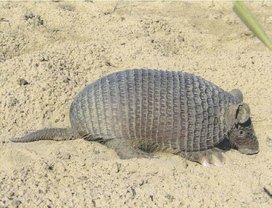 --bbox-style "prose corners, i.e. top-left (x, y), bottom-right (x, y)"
top-left (200, 158), bottom-right (211, 168)
top-left (209, 148), bottom-right (233, 167)
top-left (199, 155), bottom-right (222, 167)
top-left (180, 148), bottom-right (232, 167)
top-left (221, 152), bottom-right (233, 165)
top-left (211, 155), bottom-right (223, 167)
